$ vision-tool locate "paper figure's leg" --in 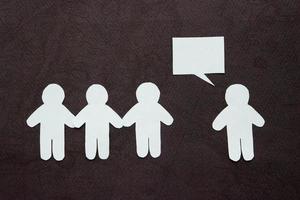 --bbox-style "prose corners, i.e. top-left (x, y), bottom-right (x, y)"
top-left (98, 135), bottom-right (109, 160)
top-left (85, 135), bottom-right (97, 160)
top-left (40, 135), bottom-right (51, 160)
top-left (52, 133), bottom-right (65, 161)
top-left (227, 134), bottom-right (241, 162)
top-left (53, 136), bottom-right (65, 161)
top-left (149, 132), bottom-right (161, 158)
top-left (136, 132), bottom-right (148, 158)
top-left (241, 132), bottom-right (254, 161)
